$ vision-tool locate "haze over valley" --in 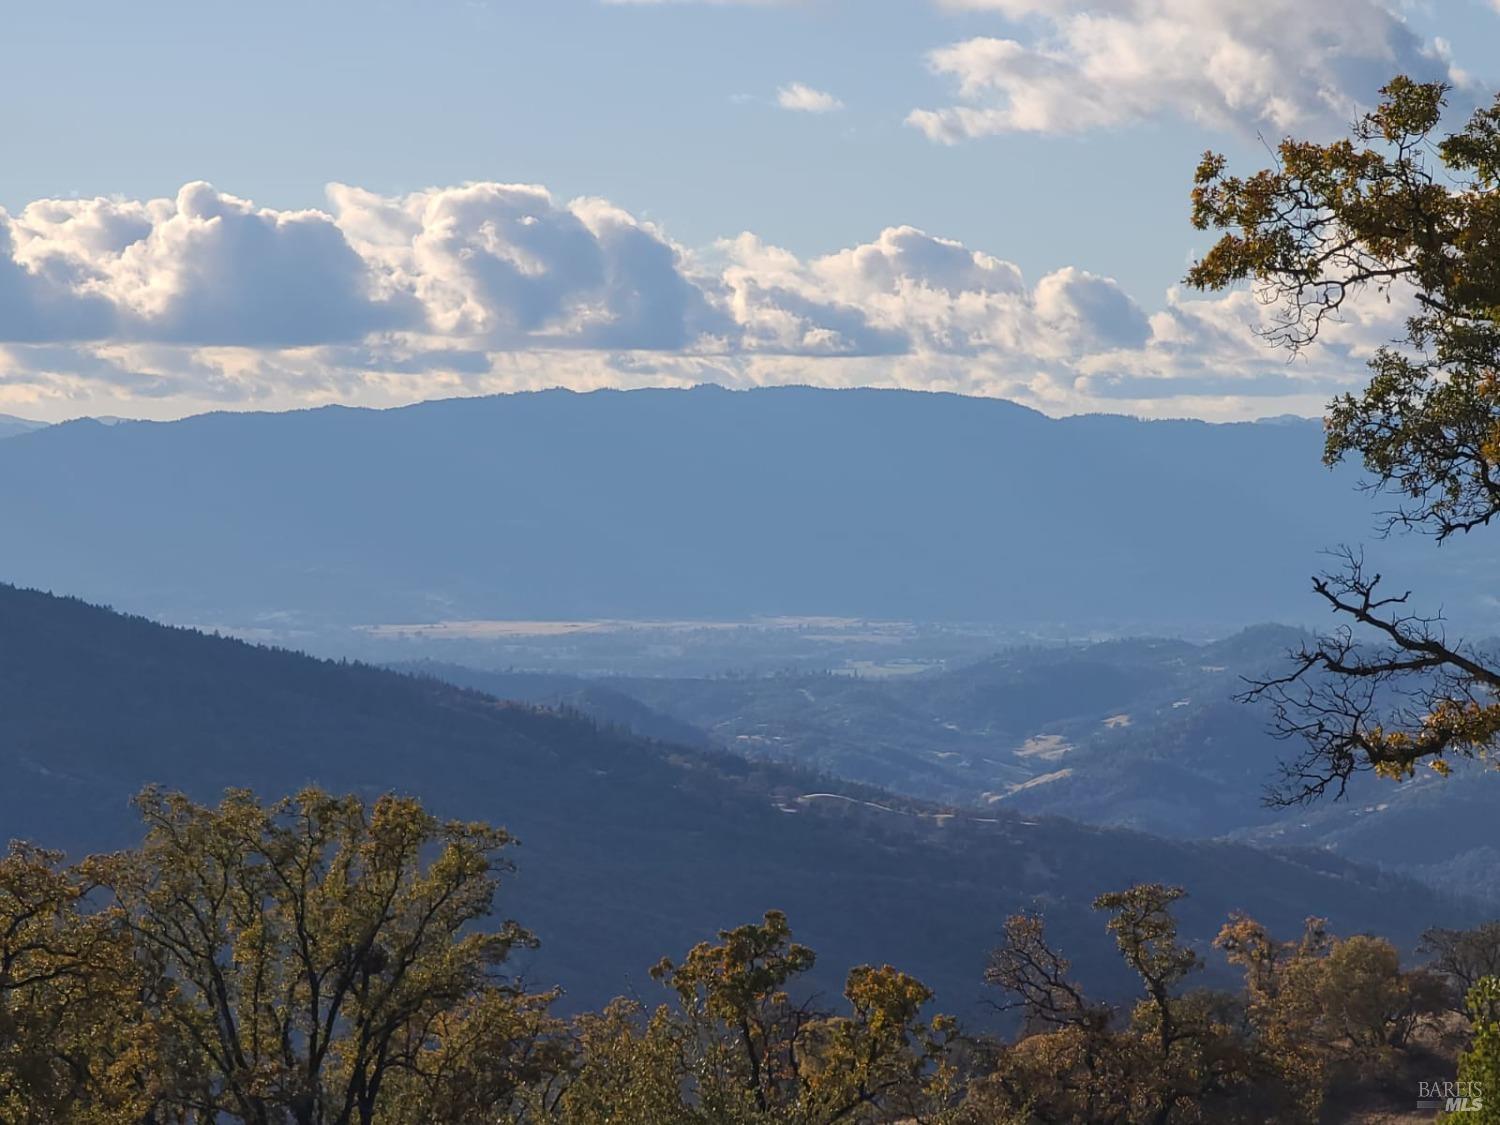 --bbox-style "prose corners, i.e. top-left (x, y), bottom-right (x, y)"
top-left (5, 386), bottom-right (1498, 644)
